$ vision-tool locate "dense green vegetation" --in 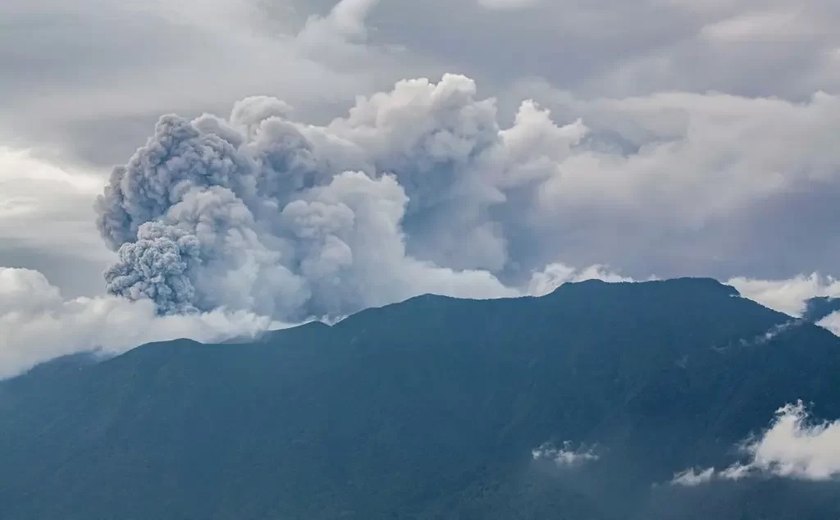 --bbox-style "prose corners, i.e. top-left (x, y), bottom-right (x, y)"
top-left (1, 279), bottom-right (840, 519)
